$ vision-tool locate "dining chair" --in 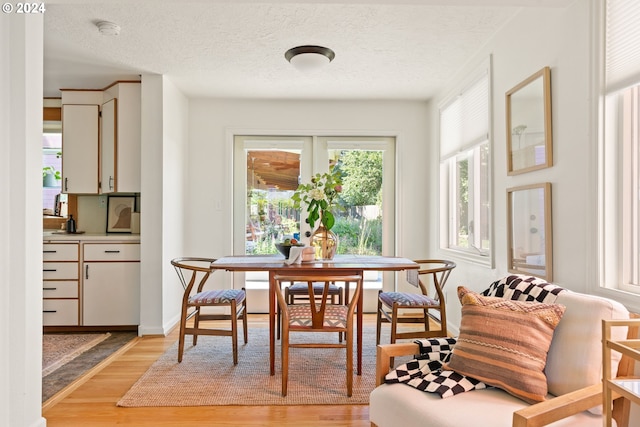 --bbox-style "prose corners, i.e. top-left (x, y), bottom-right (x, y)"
top-left (277, 281), bottom-right (344, 340)
top-left (274, 272), bottom-right (363, 397)
top-left (171, 257), bottom-right (248, 365)
top-left (376, 259), bottom-right (455, 346)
